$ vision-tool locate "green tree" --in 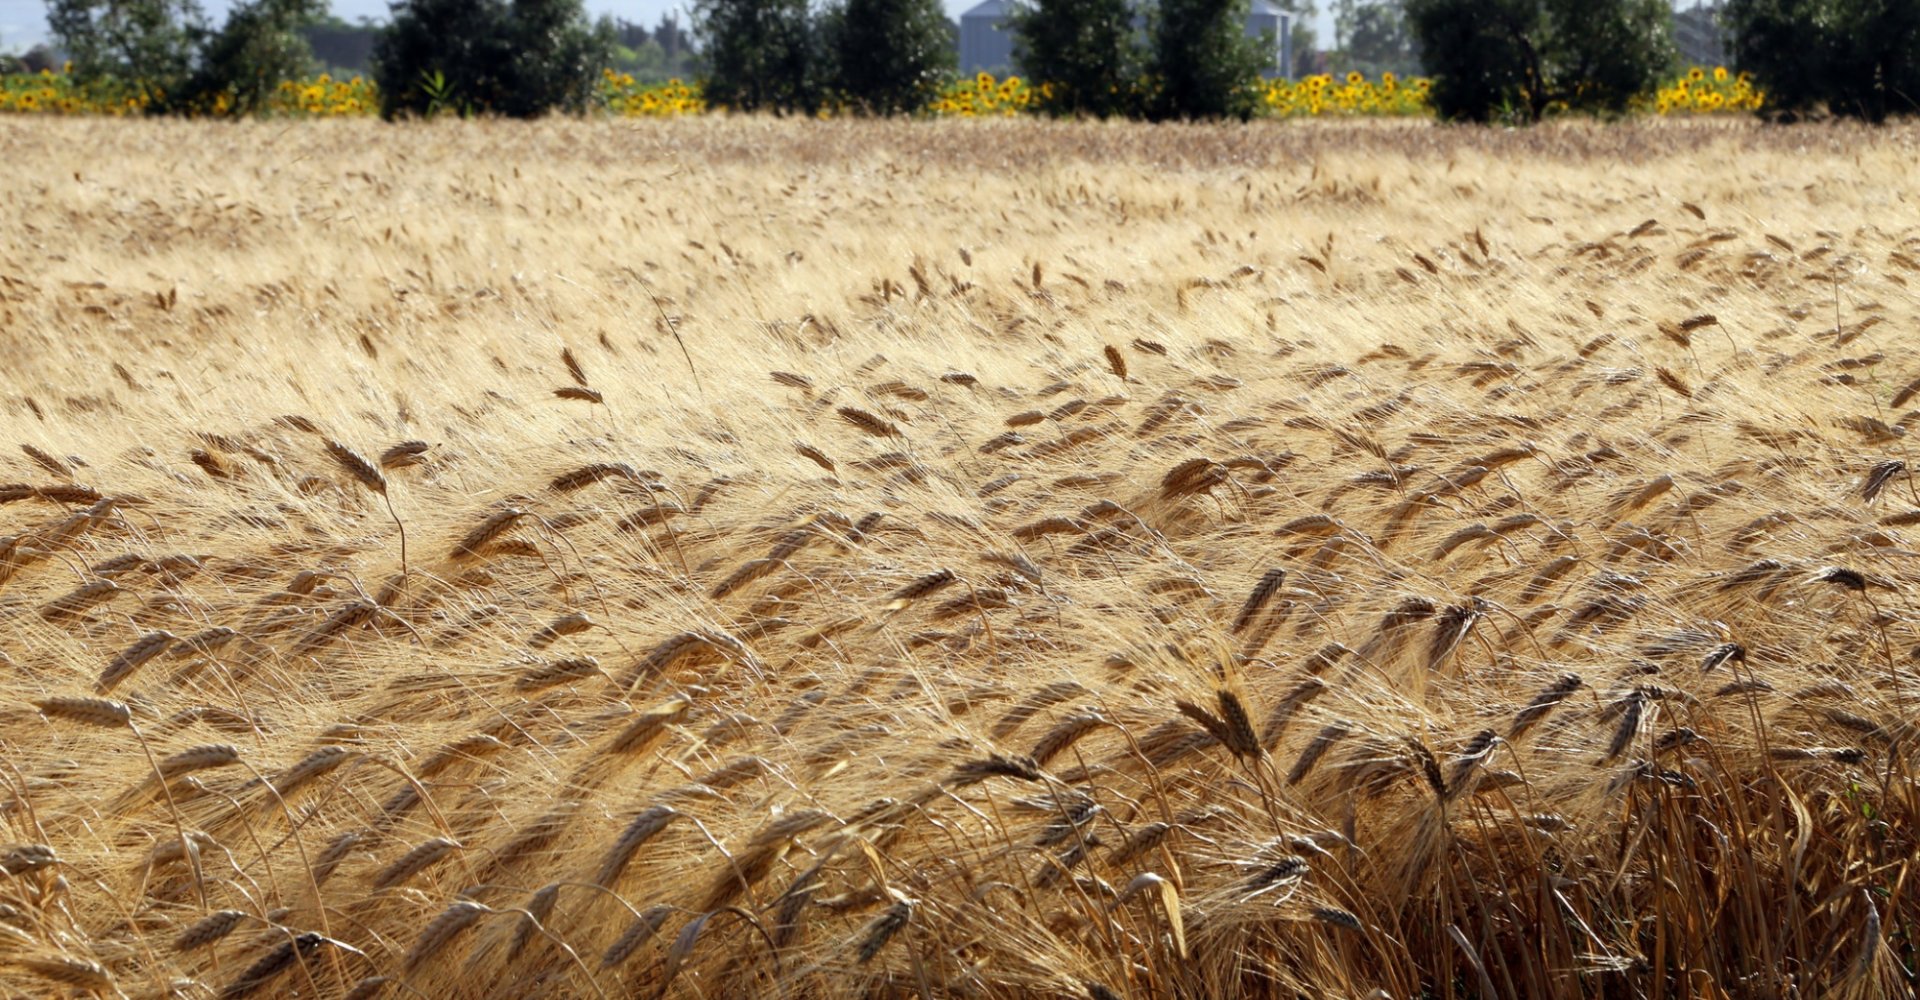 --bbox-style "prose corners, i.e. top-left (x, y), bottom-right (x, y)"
top-left (1405, 0), bottom-right (1674, 122)
top-left (48, 0), bottom-right (206, 97)
top-left (1552, 0), bottom-right (1675, 110)
top-left (1405, 0), bottom-right (1526, 119)
top-left (611, 40), bottom-right (665, 76)
top-left (608, 15), bottom-right (696, 81)
top-left (824, 0), bottom-right (955, 113)
top-left (48, 0), bottom-right (322, 113)
top-left (1333, 0), bottom-right (1418, 77)
top-left (509, 0), bottom-right (617, 115)
top-left (1009, 0), bottom-right (1143, 116)
top-left (189, 0), bottom-right (324, 113)
top-left (694, 0), bottom-right (820, 112)
top-left (371, 0), bottom-right (615, 118)
top-left (658, 15), bottom-right (700, 80)
top-left (1281, 0), bottom-right (1319, 77)
top-left (1149, 0), bottom-right (1269, 119)
top-left (1724, 0), bottom-right (1920, 122)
